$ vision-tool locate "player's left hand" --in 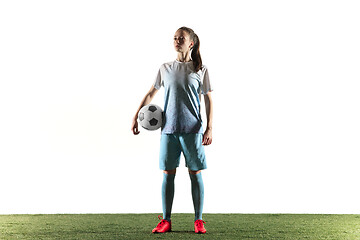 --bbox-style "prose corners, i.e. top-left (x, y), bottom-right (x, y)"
top-left (202, 128), bottom-right (212, 145)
